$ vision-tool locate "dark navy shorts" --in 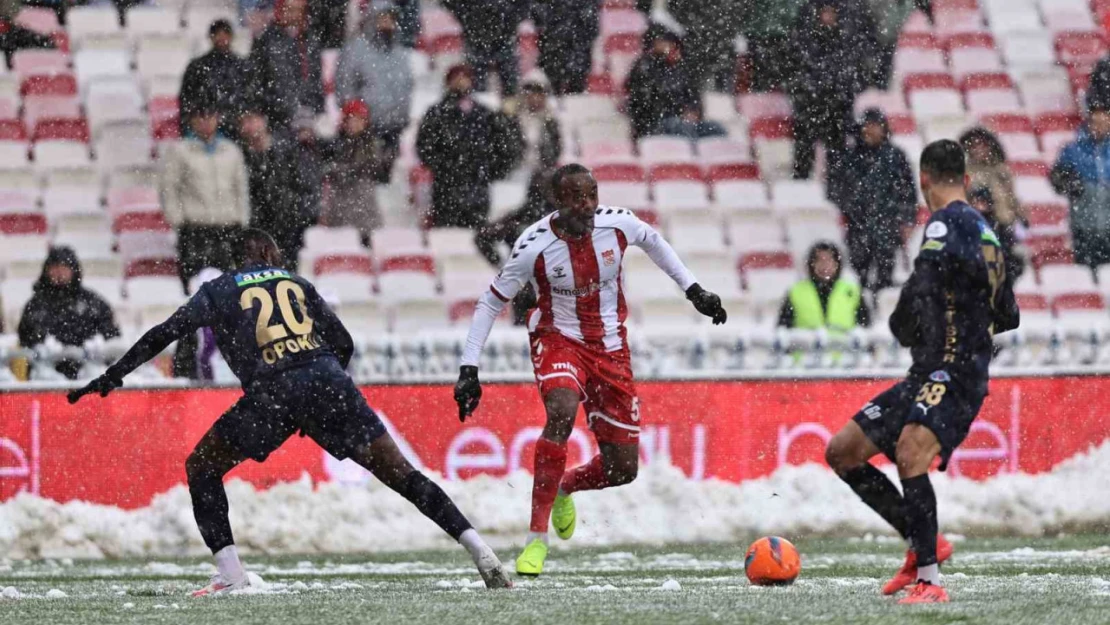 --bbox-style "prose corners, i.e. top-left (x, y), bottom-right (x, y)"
top-left (213, 358), bottom-right (386, 461)
top-left (852, 370), bottom-right (987, 471)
